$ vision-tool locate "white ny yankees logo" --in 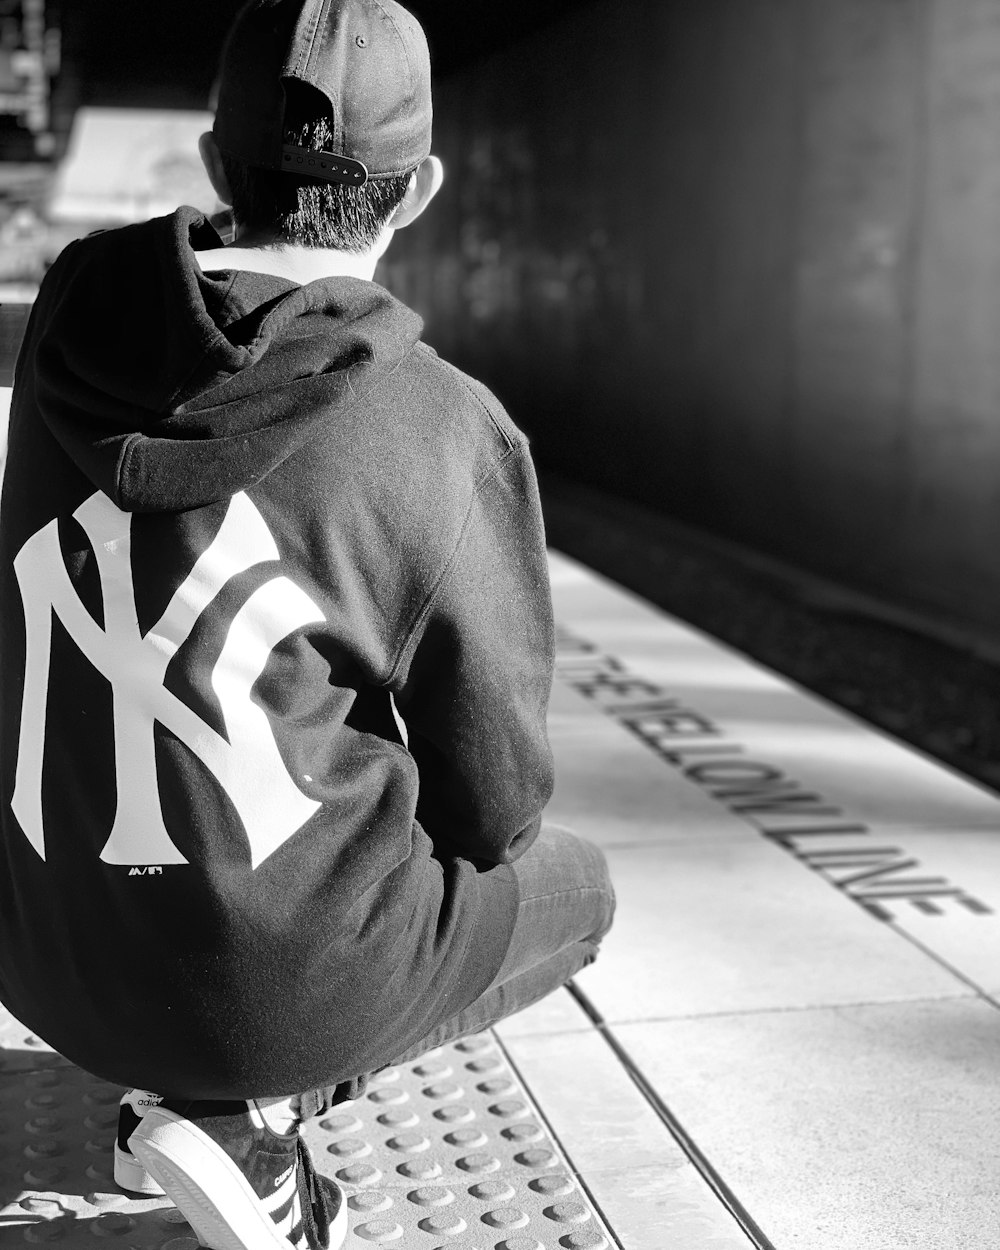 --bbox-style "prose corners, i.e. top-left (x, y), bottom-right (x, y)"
top-left (12, 491), bottom-right (324, 869)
